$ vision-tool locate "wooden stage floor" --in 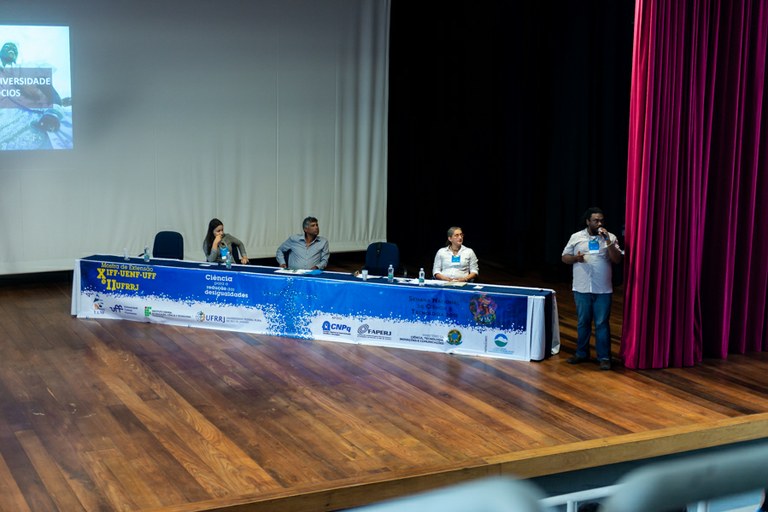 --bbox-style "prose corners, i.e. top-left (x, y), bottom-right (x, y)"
top-left (1, 259), bottom-right (767, 511)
